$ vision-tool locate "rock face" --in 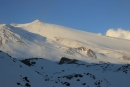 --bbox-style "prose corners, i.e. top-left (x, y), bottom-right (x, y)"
top-left (87, 49), bottom-right (97, 59)
top-left (76, 47), bottom-right (97, 59)
top-left (59, 57), bottom-right (78, 64)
